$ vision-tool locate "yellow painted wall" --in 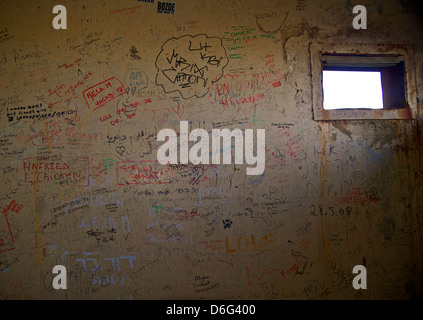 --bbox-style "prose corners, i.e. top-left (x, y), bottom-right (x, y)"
top-left (0, 0), bottom-right (422, 300)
